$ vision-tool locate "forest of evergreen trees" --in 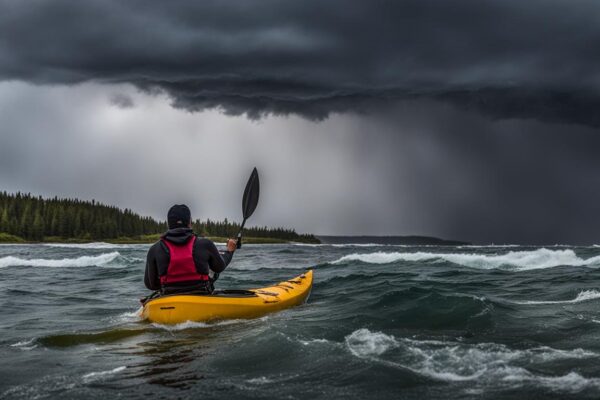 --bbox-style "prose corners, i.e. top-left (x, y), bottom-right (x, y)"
top-left (191, 219), bottom-right (318, 243)
top-left (0, 191), bottom-right (319, 243)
